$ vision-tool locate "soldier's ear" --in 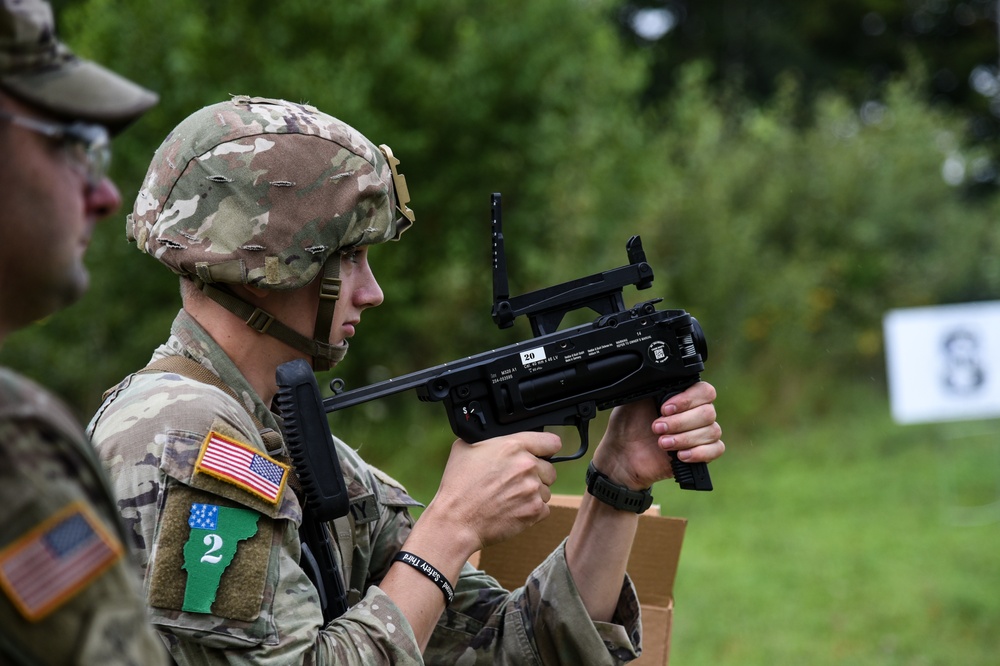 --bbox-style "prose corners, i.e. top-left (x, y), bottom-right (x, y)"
top-left (242, 285), bottom-right (270, 299)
